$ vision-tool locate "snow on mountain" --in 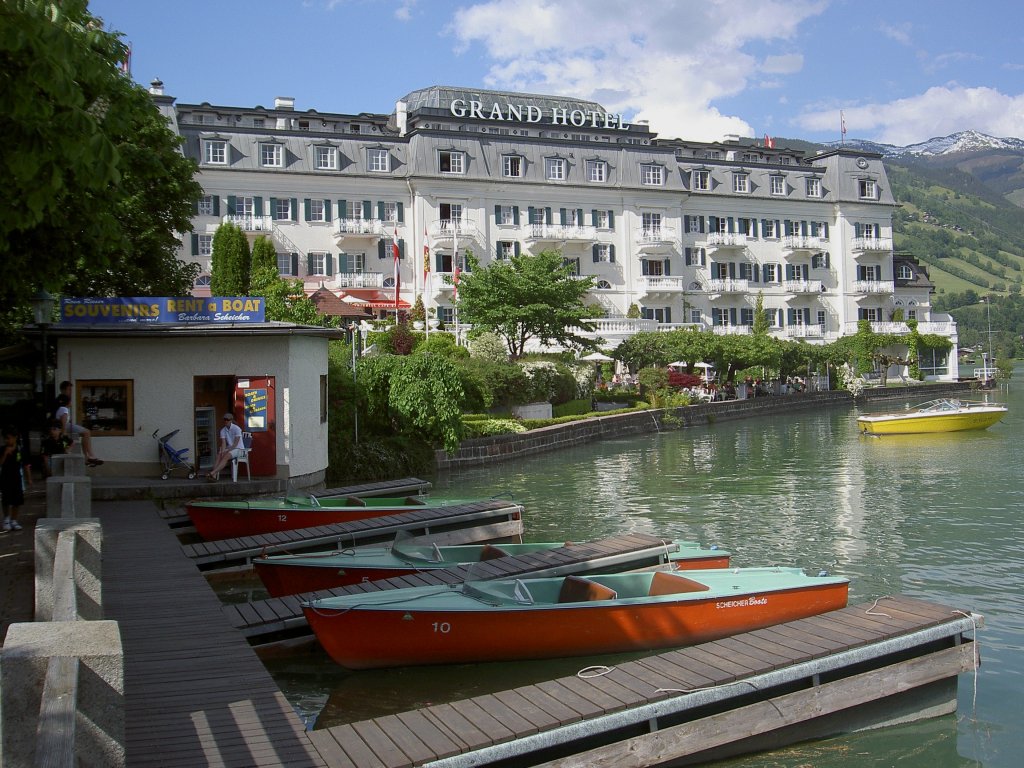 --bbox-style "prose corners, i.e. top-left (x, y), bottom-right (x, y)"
top-left (827, 131), bottom-right (1024, 157)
